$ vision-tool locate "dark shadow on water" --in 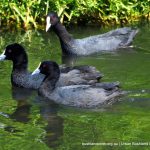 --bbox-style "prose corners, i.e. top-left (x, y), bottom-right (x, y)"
top-left (10, 86), bottom-right (33, 123)
top-left (61, 53), bottom-right (100, 66)
top-left (62, 55), bottom-right (78, 66)
top-left (8, 86), bottom-right (64, 149)
top-left (36, 97), bottom-right (64, 148)
top-left (61, 47), bottom-right (137, 66)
